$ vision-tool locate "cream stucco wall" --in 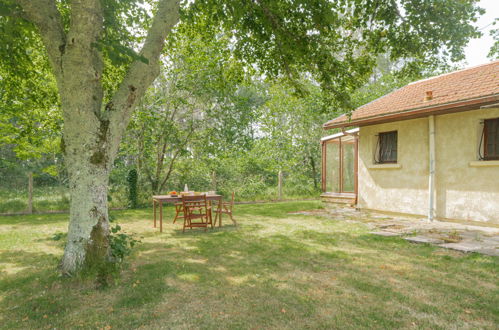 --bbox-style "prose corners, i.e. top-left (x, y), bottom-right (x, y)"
top-left (358, 107), bottom-right (499, 224)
